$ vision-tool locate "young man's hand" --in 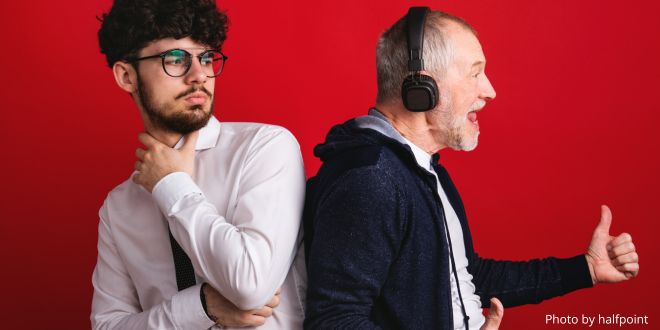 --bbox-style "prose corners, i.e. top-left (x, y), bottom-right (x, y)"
top-left (133, 131), bottom-right (199, 192)
top-left (202, 283), bottom-right (281, 327)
